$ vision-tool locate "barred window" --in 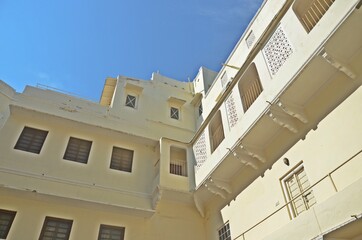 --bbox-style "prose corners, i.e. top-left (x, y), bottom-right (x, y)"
top-left (170, 147), bottom-right (187, 177)
top-left (63, 137), bottom-right (92, 164)
top-left (14, 127), bottom-right (48, 154)
top-left (0, 209), bottom-right (16, 239)
top-left (218, 222), bottom-right (231, 240)
top-left (125, 94), bottom-right (137, 108)
top-left (39, 217), bottom-right (73, 240)
top-left (98, 224), bottom-right (125, 240)
top-left (110, 147), bottom-right (133, 172)
top-left (170, 107), bottom-right (179, 120)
